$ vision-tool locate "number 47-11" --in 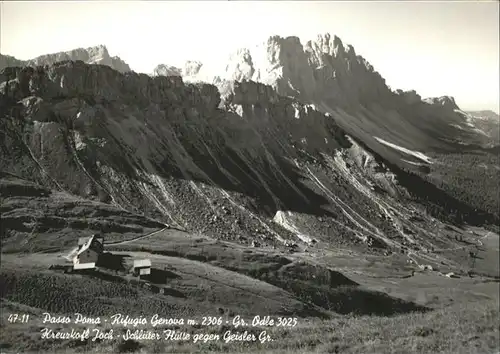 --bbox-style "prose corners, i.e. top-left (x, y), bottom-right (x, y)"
top-left (8, 314), bottom-right (30, 323)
